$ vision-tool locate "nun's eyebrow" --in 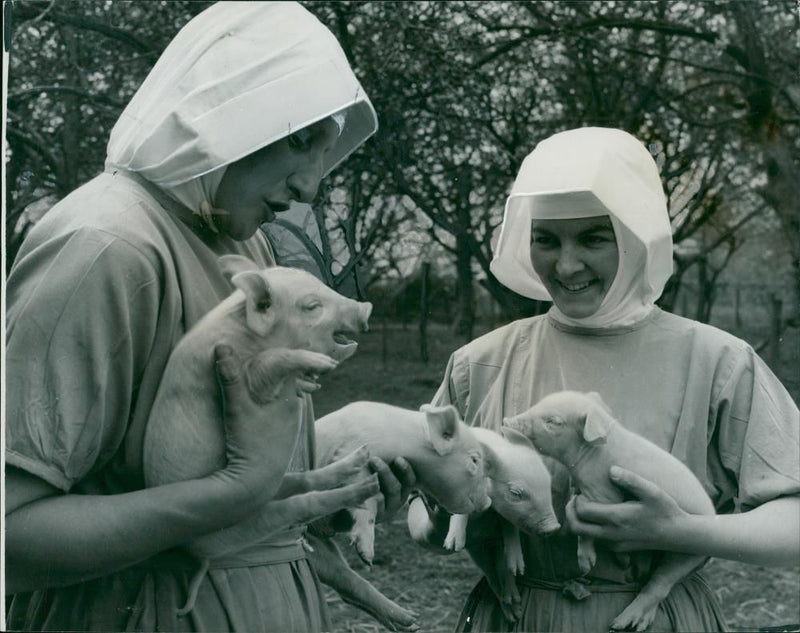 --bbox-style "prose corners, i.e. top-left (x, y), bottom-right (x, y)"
top-left (530, 223), bottom-right (615, 236)
top-left (578, 224), bottom-right (615, 236)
